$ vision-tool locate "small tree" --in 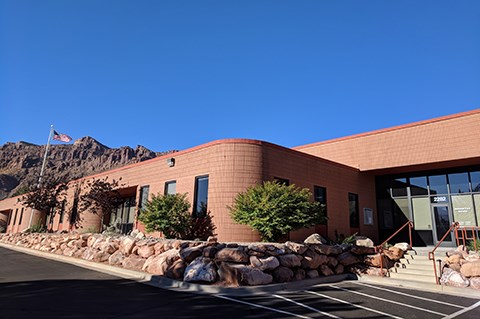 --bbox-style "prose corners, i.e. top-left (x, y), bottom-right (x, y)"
top-left (20, 176), bottom-right (69, 229)
top-left (138, 193), bottom-right (192, 239)
top-left (230, 181), bottom-right (326, 242)
top-left (79, 177), bottom-right (123, 231)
